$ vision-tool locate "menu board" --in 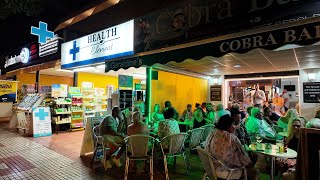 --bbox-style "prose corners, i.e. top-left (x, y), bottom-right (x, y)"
top-left (210, 85), bottom-right (222, 101)
top-left (303, 82), bottom-right (320, 103)
top-left (33, 107), bottom-right (52, 138)
top-left (52, 84), bottom-right (68, 97)
top-left (119, 75), bottom-right (133, 89)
